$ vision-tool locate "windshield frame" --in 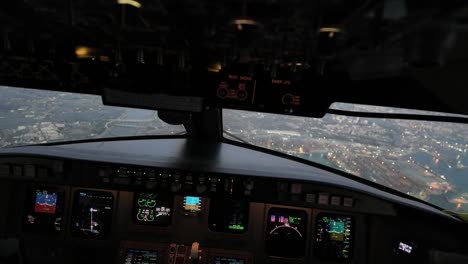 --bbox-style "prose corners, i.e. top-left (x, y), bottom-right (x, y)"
top-left (13, 133), bottom-right (188, 148)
